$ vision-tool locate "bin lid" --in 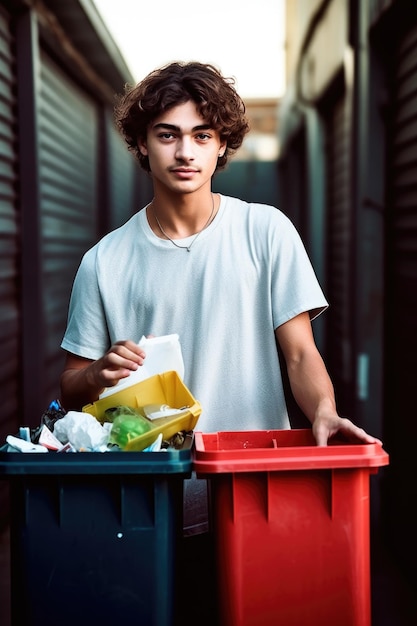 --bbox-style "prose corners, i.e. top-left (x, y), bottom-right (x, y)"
top-left (193, 429), bottom-right (389, 474)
